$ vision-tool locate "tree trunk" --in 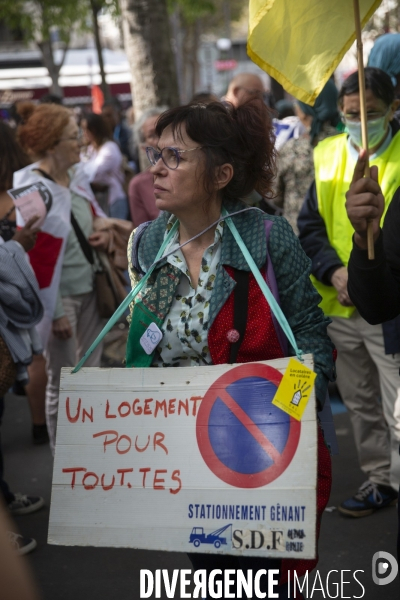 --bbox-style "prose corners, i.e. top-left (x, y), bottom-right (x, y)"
top-left (191, 21), bottom-right (201, 98)
top-left (171, 7), bottom-right (184, 103)
top-left (120, 0), bottom-right (179, 118)
top-left (38, 40), bottom-right (64, 97)
top-left (181, 24), bottom-right (191, 103)
top-left (90, 0), bottom-right (111, 103)
top-left (183, 22), bottom-right (200, 101)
